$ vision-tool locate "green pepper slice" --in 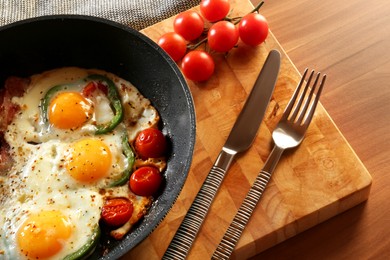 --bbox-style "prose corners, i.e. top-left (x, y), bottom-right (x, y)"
top-left (63, 225), bottom-right (101, 260)
top-left (86, 74), bottom-right (124, 135)
top-left (40, 74), bottom-right (124, 135)
top-left (108, 134), bottom-right (135, 187)
top-left (40, 84), bottom-right (75, 124)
